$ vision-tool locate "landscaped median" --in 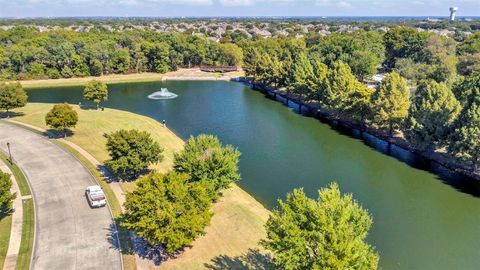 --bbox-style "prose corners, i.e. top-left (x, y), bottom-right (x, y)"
top-left (0, 152), bottom-right (35, 270)
top-left (10, 103), bottom-right (270, 270)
